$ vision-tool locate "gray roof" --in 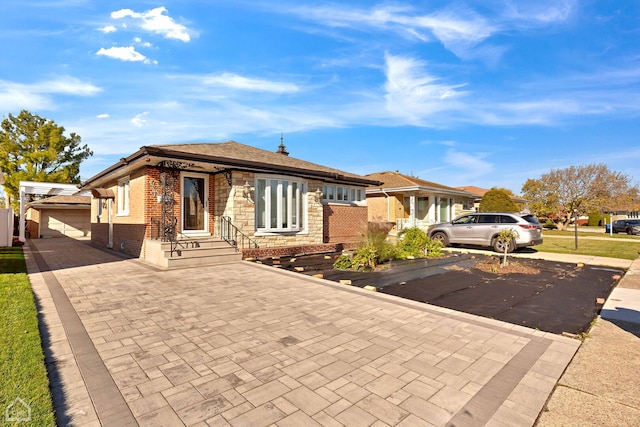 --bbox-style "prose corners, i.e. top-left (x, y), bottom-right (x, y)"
top-left (82, 141), bottom-right (380, 188)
